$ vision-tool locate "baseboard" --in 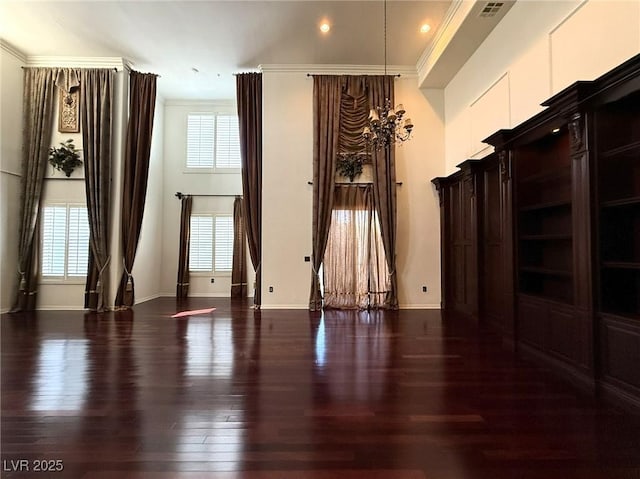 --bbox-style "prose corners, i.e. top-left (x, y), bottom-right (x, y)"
top-left (399, 304), bottom-right (441, 310)
top-left (599, 381), bottom-right (640, 415)
top-left (518, 342), bottom-right (596, 393)
top-left (36, 306), bottom-right (86, 311)
top-left (160, 292), bottom-right (238, 298)
top-left (261, 304), bottom-right (309, 310)
top-left (134, 293), bottom-right (163, 305)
